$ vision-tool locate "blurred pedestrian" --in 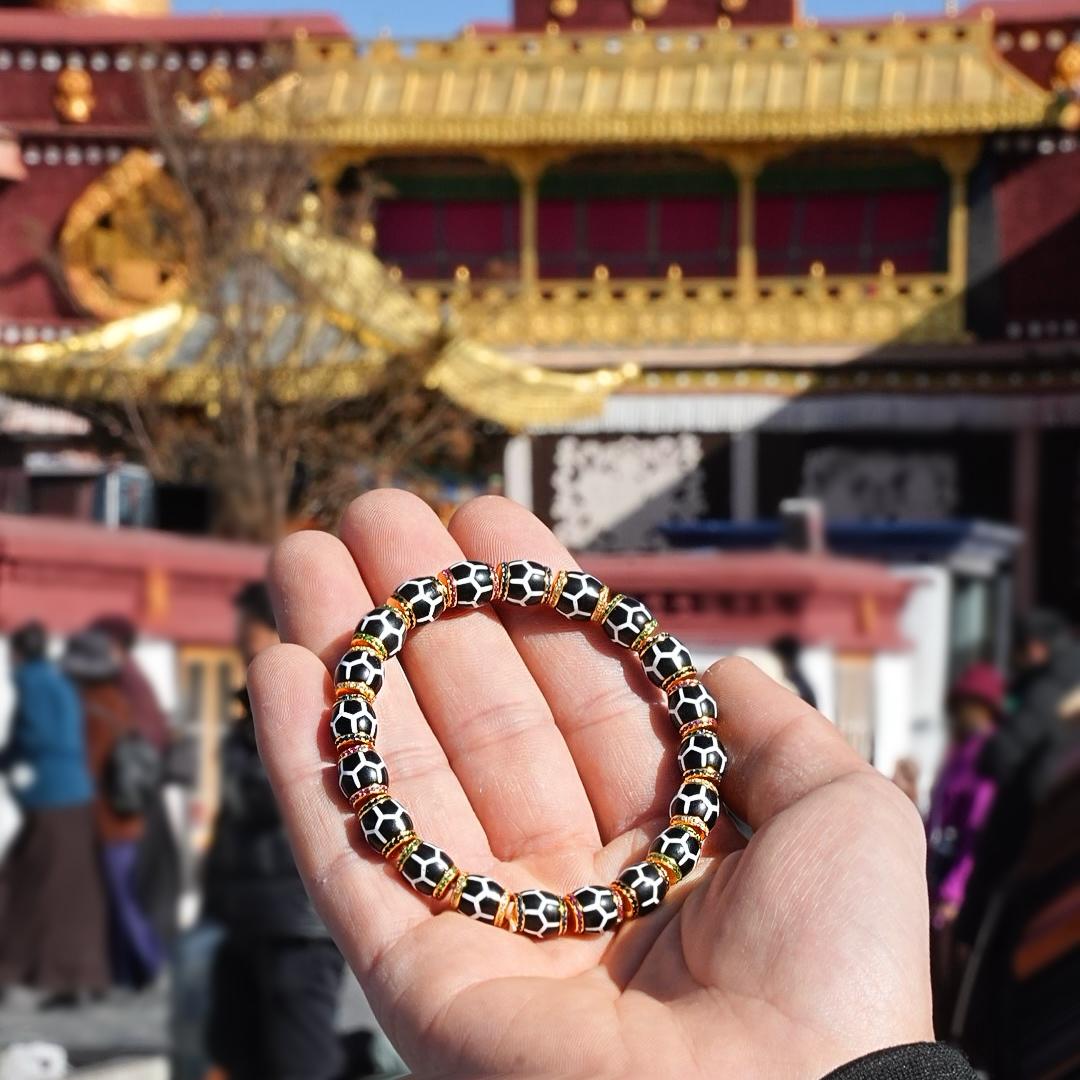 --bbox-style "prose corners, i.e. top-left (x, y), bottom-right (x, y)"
top-left (91, 615), bottom-right (183, 957)
top-left (90, 615), bottom-right (169, 749)
top-left (64, 630), bottom-right (163, 990)
top-left (770, 634), bottom-right (817, 708)
top-left (925, 663), bottom-right (1002, 1034)
top-left (203, 582), bottom-right (344, 1080)
top-left (928, 663), bottom-right (1003, 929)
top-left (0, 622), bottom-right (107, 1004)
